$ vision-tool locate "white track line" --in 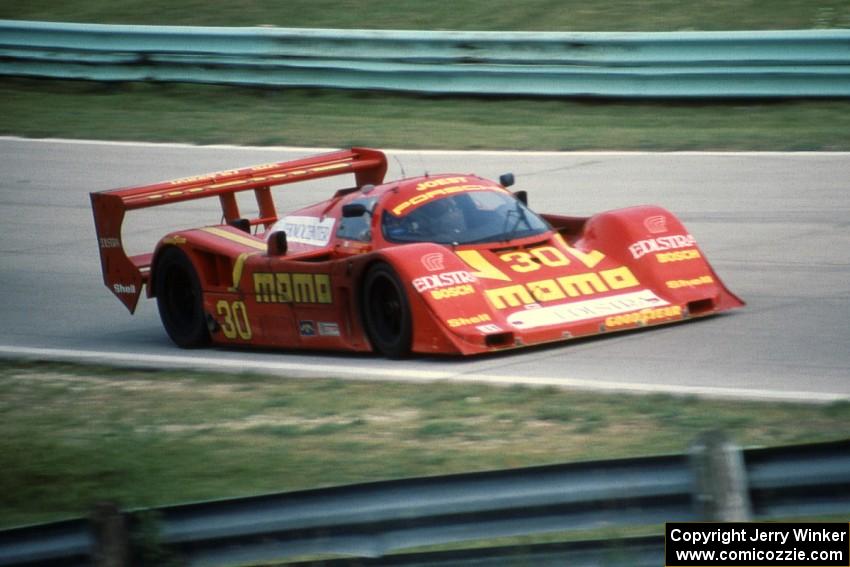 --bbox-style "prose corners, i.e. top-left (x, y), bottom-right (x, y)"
top-left (3, 136), bottom-right (850, 157)
top-left (1, 345), bottom-right (846, 403)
